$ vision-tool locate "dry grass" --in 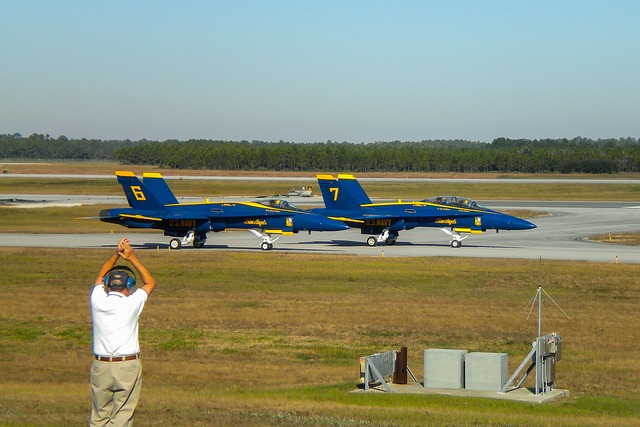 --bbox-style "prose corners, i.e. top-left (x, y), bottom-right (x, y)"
top-left (0, 176), bottom-right (310, 197)
top-left (1, 248), bottom-right (640, 426)
top-left (1, 164), bottom-right (640, 425)
top-left (590, 232), bottom-right (640, 245)
top-left (4, 160), bottom-right (640, 179)
top-left (3, 161), bottom-right (640, 201)
top-left (0, 204), bottom-right (117, 233)
top-left (2, 176), bottom-right (640, 201)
